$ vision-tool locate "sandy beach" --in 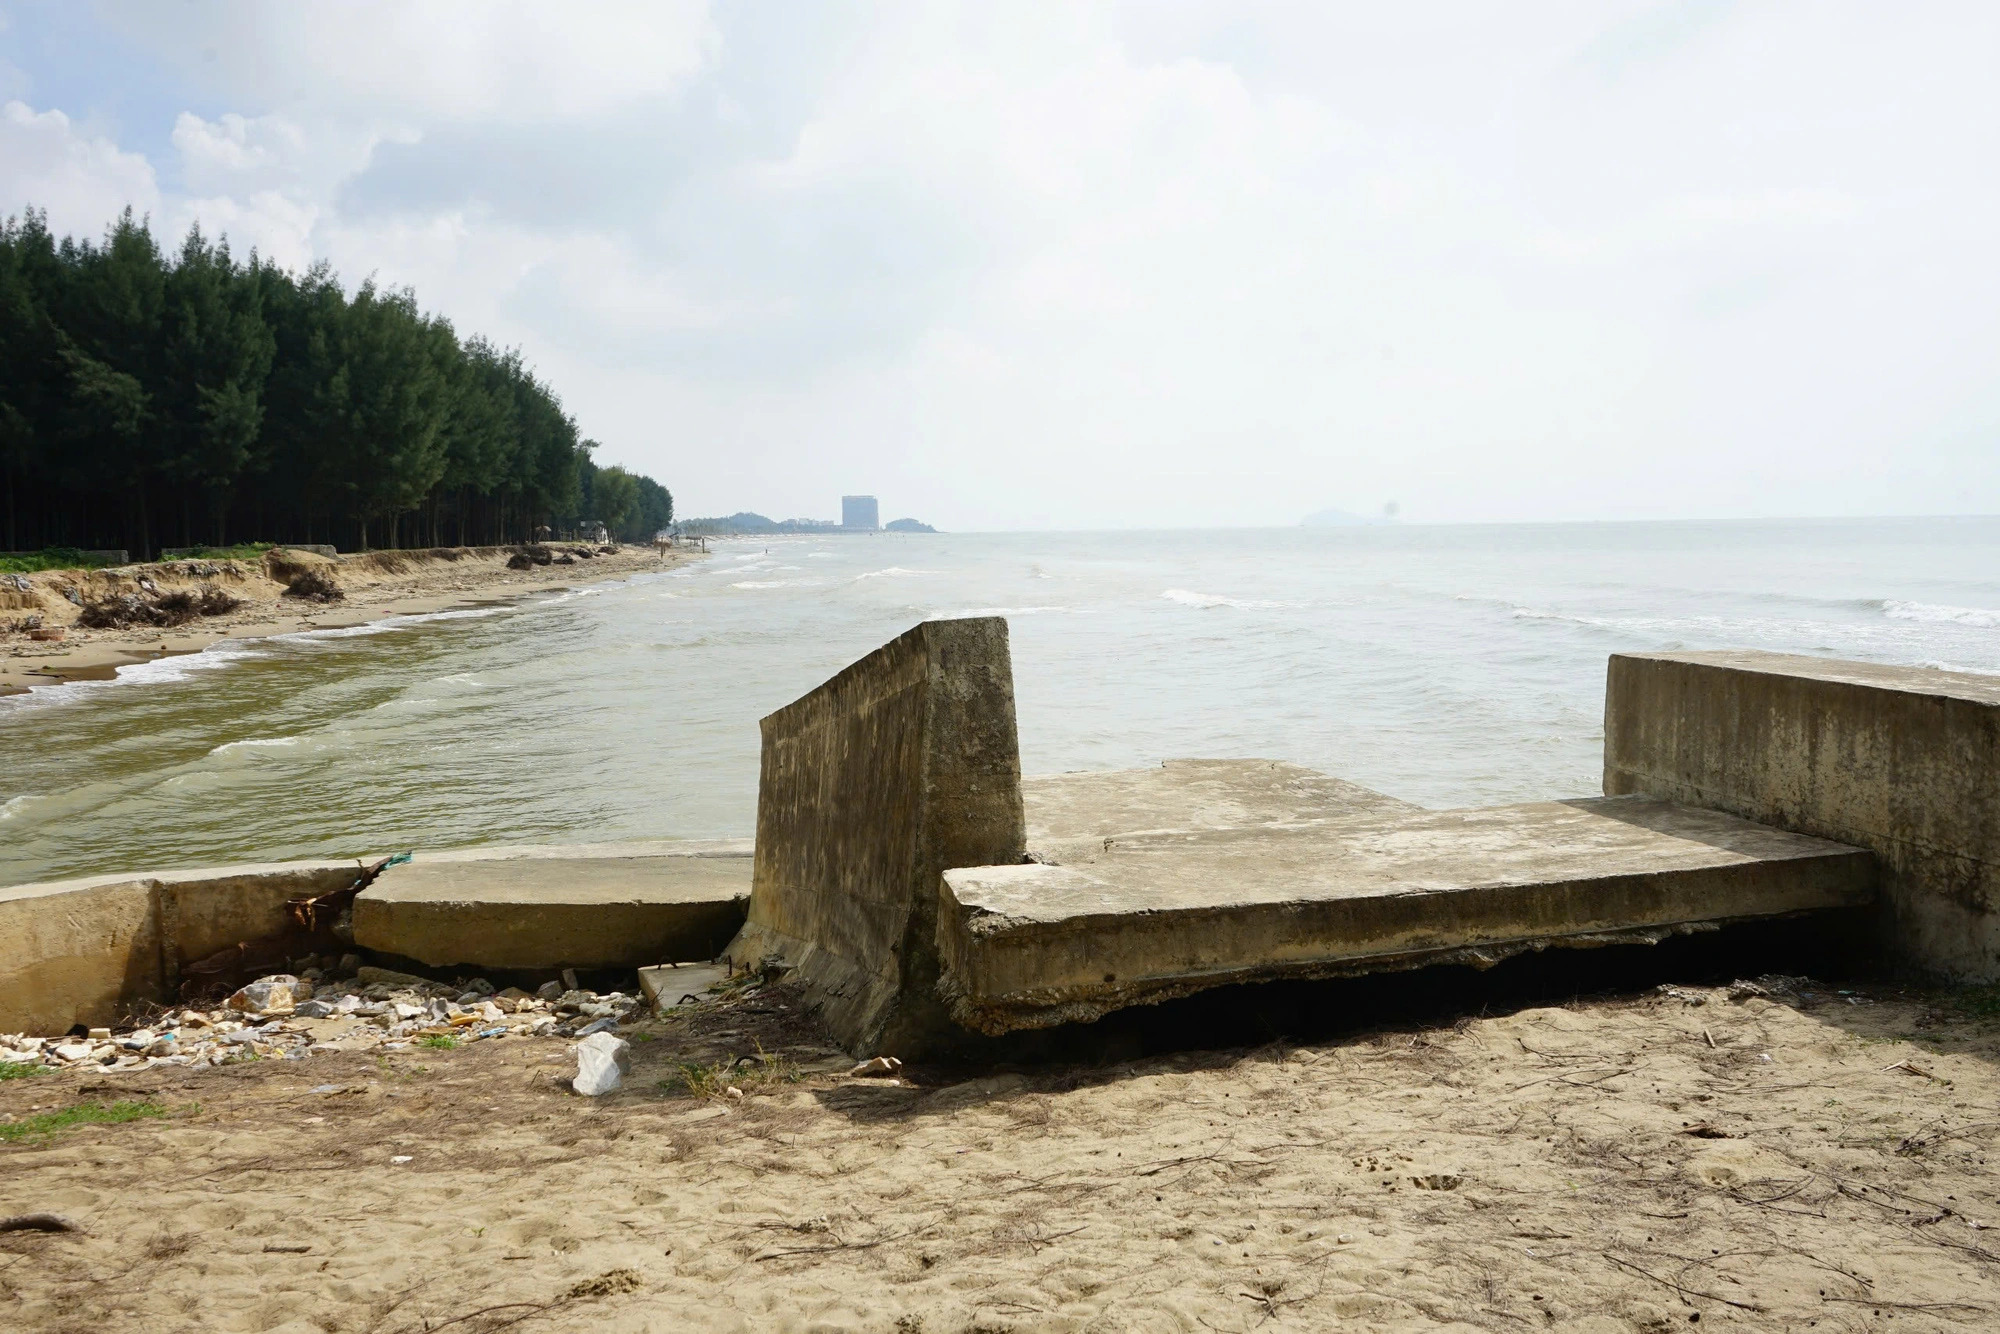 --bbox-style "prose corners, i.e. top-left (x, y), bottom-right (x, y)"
top-left (2, 966), bottom-right (1997, 1332)
top-left (0, 544), bottom-right (699, 698)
